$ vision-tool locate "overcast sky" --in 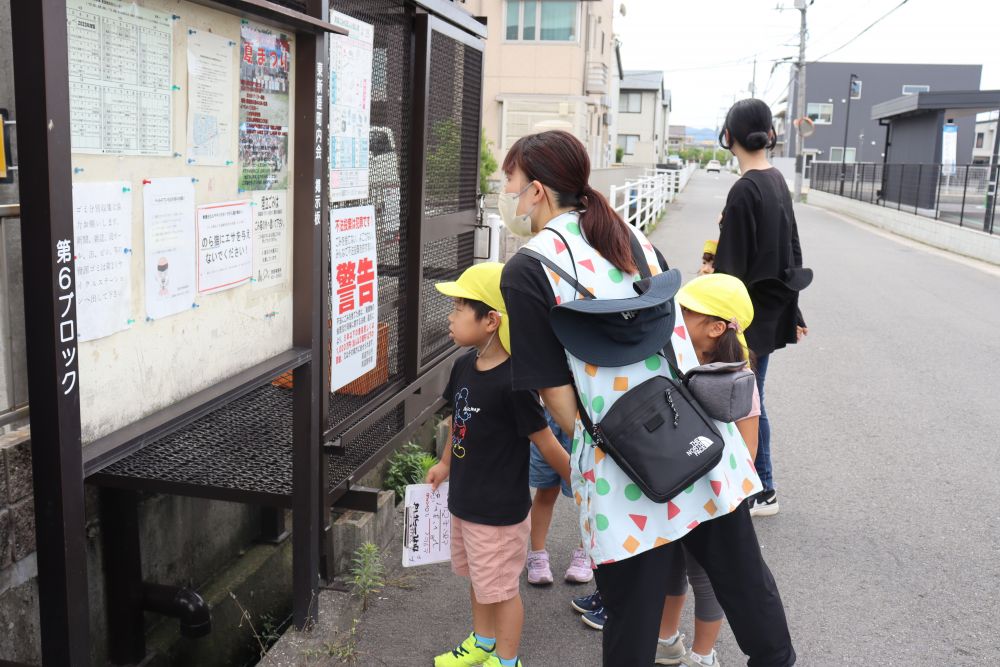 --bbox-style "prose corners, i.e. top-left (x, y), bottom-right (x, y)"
top-left (615, 0), bottom-right (998, 128)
